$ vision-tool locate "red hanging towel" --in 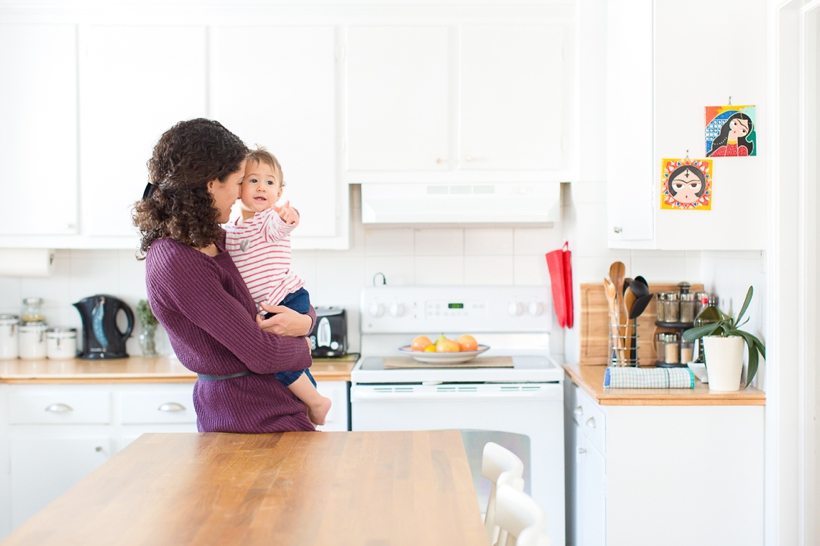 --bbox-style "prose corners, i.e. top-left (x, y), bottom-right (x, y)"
top-left (545, 241), bottom-right (574, 328)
